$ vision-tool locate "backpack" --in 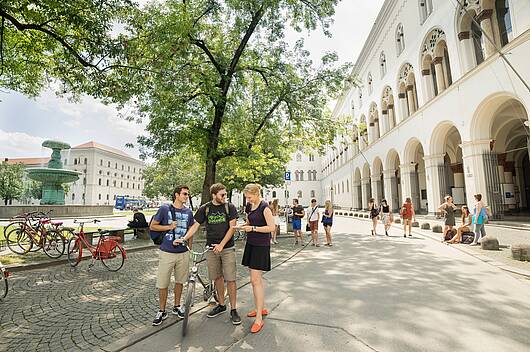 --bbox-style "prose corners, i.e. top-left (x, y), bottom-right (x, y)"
top-left (149, 205), bottom-right (177, 245)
